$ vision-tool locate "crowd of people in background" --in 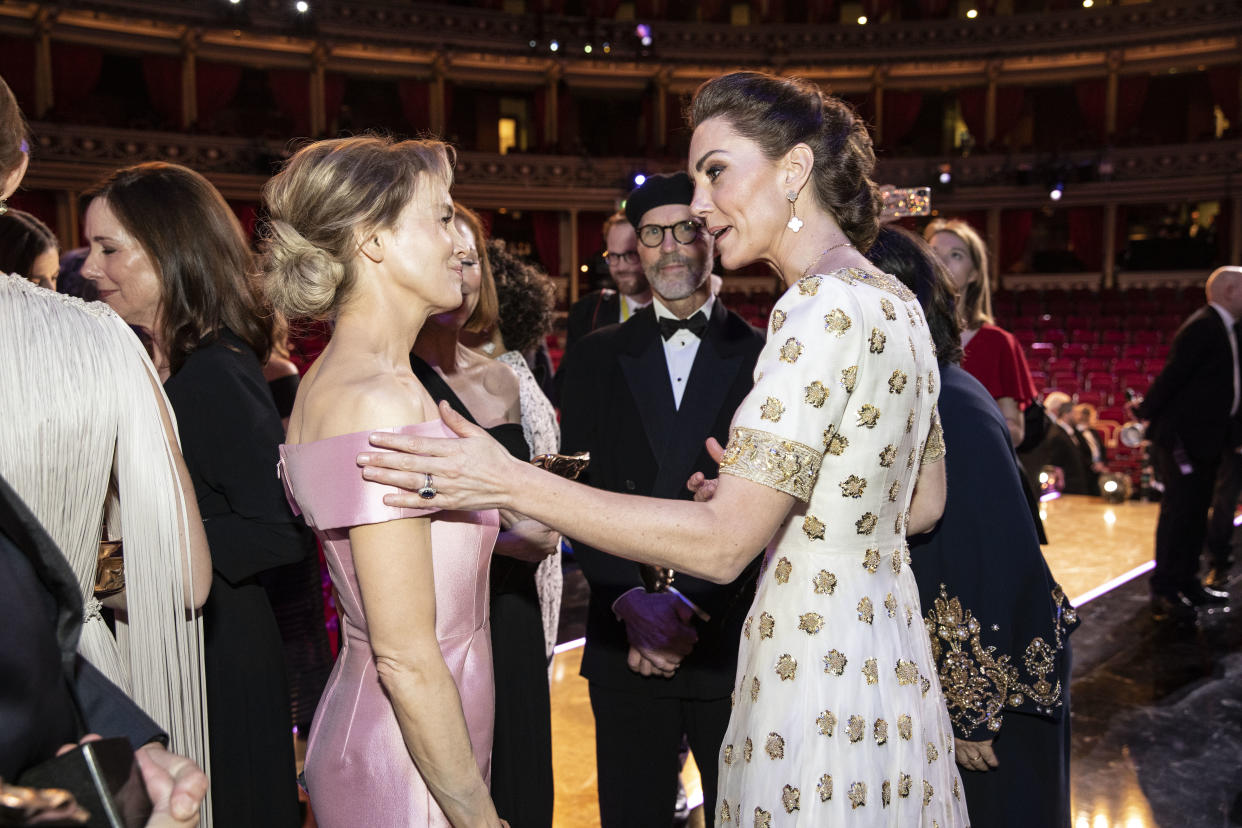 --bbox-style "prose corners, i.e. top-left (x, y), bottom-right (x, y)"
top-left (2, 58), bottom-right (1239, 828)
